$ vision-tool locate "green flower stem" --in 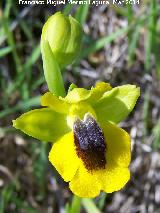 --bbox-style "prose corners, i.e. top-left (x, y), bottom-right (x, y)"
top-left (41, 40), bottom-right (66, 97)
